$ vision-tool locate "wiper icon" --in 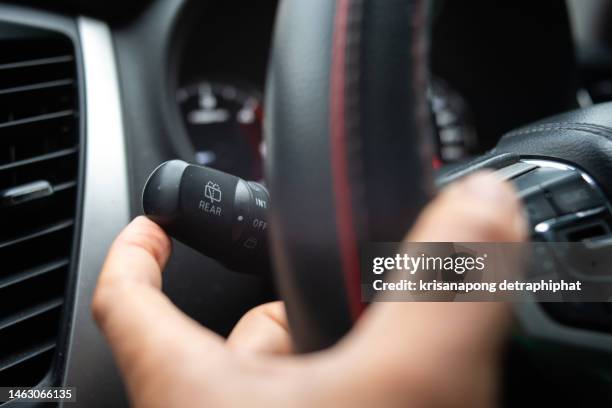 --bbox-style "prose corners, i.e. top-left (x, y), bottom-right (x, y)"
top-left (204, 181), bottom-right (222, 203)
